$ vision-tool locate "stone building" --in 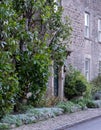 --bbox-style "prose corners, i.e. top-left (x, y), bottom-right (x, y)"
top-left (47, 0), bottom-right (101, 100)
